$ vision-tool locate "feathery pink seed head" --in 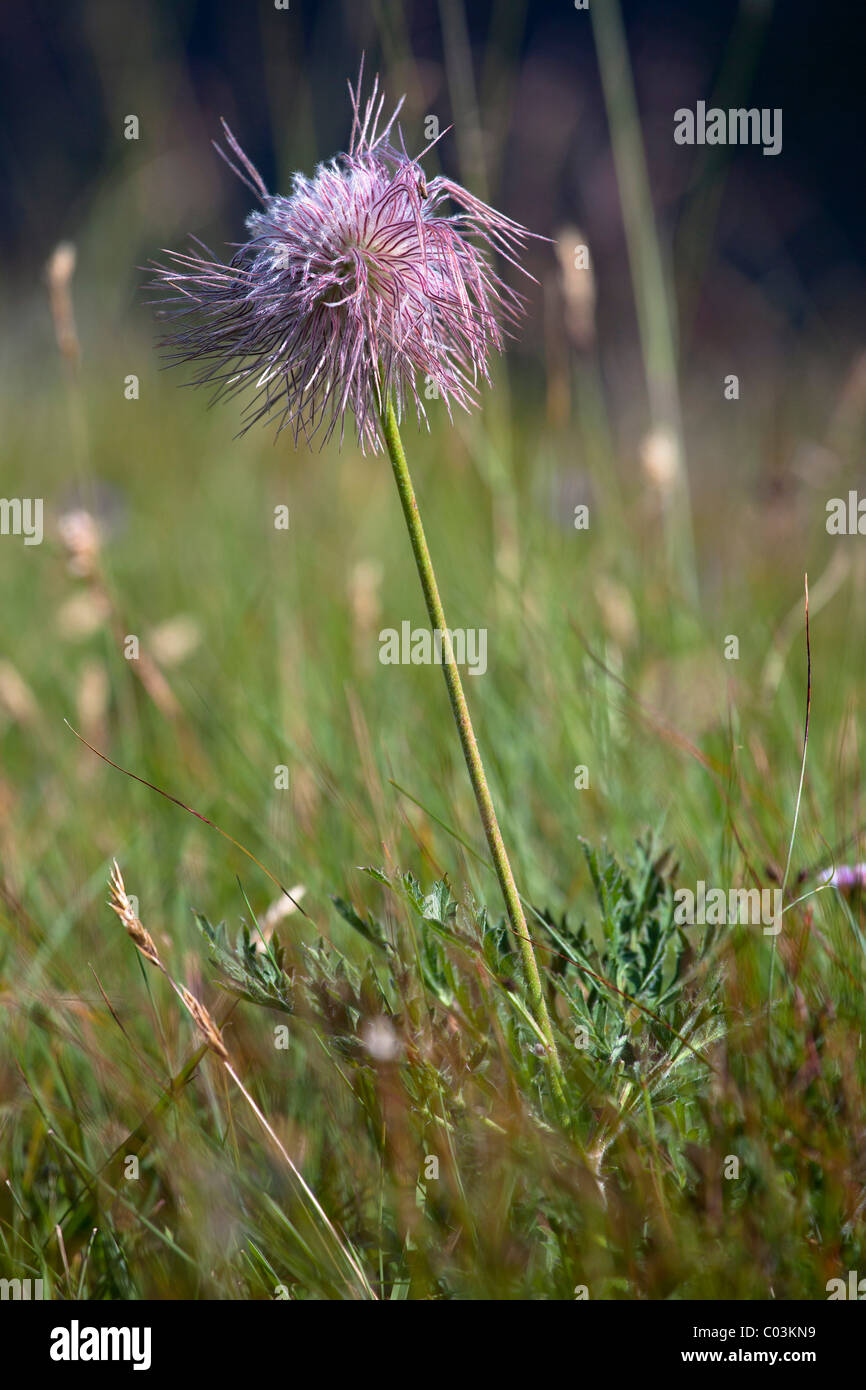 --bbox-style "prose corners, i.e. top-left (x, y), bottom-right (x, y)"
top-left (149, 67), bottom-right (534, 452)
